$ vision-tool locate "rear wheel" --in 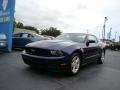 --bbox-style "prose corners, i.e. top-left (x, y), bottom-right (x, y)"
top-left (97, 50), bottom-right (105, 64)
top-left (67, 53), bottom-right (81, 75)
